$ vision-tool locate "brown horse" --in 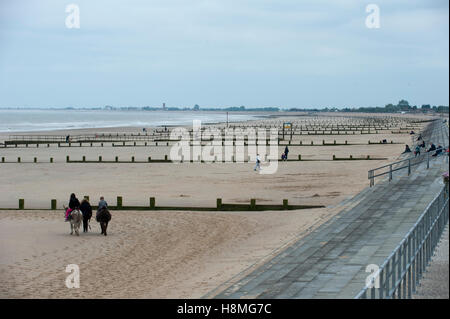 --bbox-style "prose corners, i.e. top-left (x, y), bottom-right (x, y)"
top-left (96, 208), bottom-right (111, 236)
